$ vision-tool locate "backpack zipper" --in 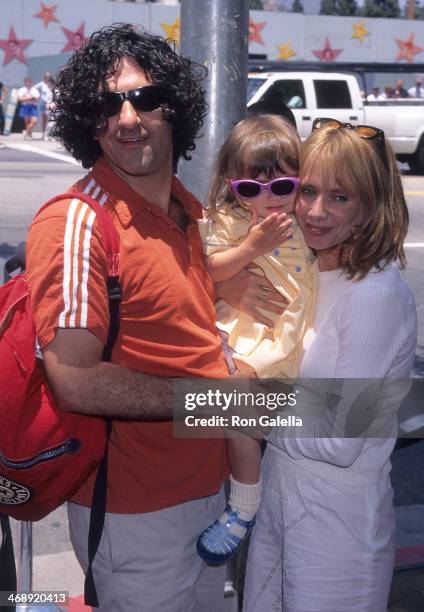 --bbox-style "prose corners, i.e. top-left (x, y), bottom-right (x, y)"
top-left (0, 439), bottom-right (81, 470)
